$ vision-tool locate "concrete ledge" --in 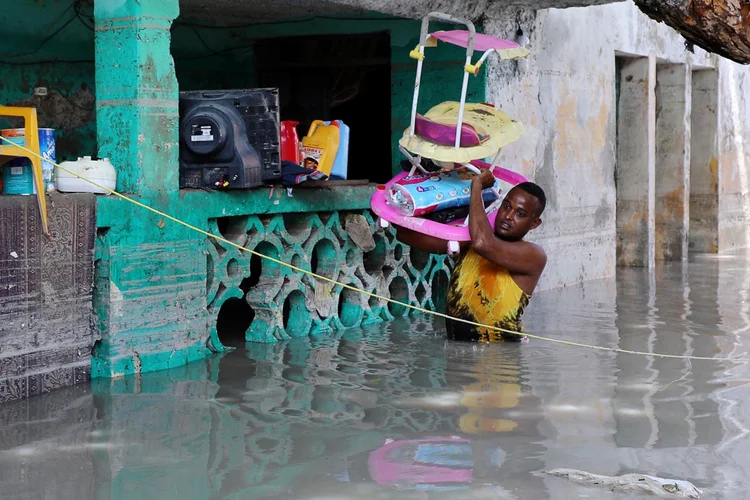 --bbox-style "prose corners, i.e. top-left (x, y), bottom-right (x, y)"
top-left (96, 182), bottom-right (377, 228)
